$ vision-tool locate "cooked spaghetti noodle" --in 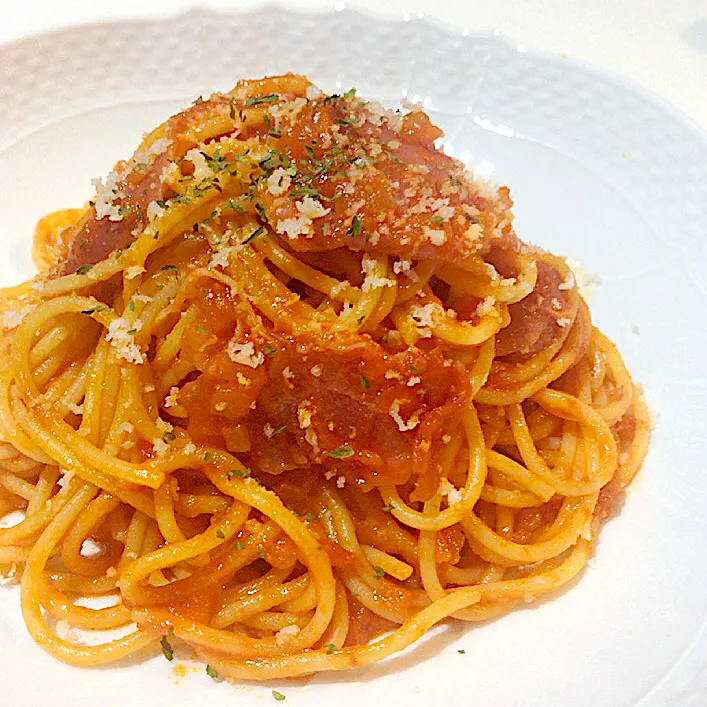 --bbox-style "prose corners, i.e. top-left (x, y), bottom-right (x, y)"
top-left (0, 74), bottom-right (649, 680)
